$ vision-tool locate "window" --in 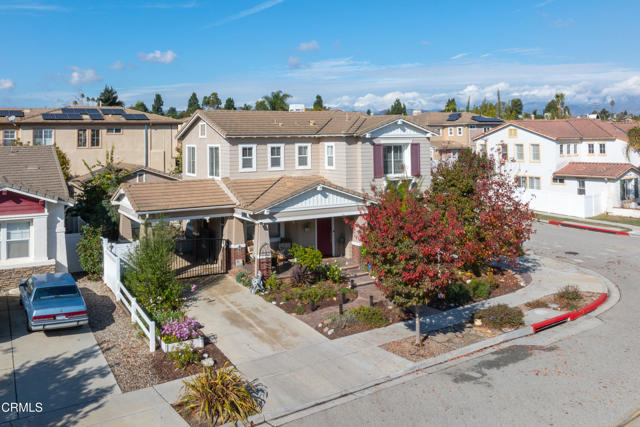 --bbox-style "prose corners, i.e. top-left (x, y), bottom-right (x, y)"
top-left (588, 143), bottom-right (594, 154)
top-left (6, 221), bottom-right (30, 259)
top-left (528, 176), bottom-right (541, 190)
top-left (33, 129), bottom-right (53, 145)
top-left (577, 179), bottom-right (586, 195)
top-left (530, 144), bottom-right (540, 162)
top-left (434, 127), bottom-right (442, 136)
top-left (185, 145), bottom-right (196, 176)
top-left (621, 178), bottom-right (637, 200)
top-left (268, 223), bottom-right (283, 241)
top-left (208, 145), bottom-right (220, 178)
top-left (90, 129), bottom-right (100, 147)
top-left (325, 143), bottom-right (335, 169)
top-left (500, 143), bottom-right (508, 161)
top-left (295, 143), bottom-right (311, 169)
top-left (599, 143), bottom-right (606, 154)
top-left (238, 144), bottom-right (256, 171)
top-left (267, 144), bottom-right (284, 170)
top-left (483, 127), bottom-right (491, 132)
top-left (77, 129), bottom-right (87, 148)
top-left (136, 172), bottom-right (145, 183)
top-left (3, 129), bottom-right (15, 145)
top-left (552, 177), bottom-right (565, 185)
top-left (515, 176), bottom-right (527, 189)
top-left (508, 128), bottom-right (518, 138)
top-left (199, 122), bottom-right (206, 138)
top-left (515, 144), bottom-right (524, 161)
top-left (448, 127), bottom-right (454, 136)
top-left (106, 128), bottom-right (122, 134)
top-left (559, 144), bottom-right (563, 155)
top-left (383, 144), bottom-right (407, 176)
top-left (573, 144), bottom-right (578, 155)
top-left (478, 143), bottom-right (487, 155)
top-left (457, 127), bottom-right (463, 136)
